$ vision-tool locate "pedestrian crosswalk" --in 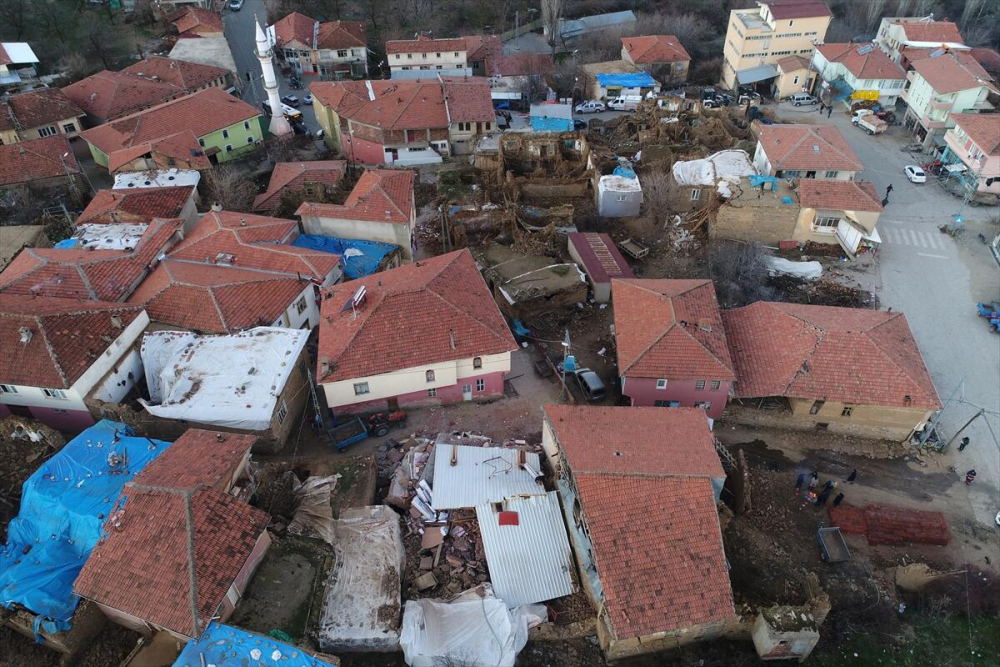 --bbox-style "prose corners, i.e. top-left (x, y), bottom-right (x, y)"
top-left (878, 225), bottom-right (950, 250)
